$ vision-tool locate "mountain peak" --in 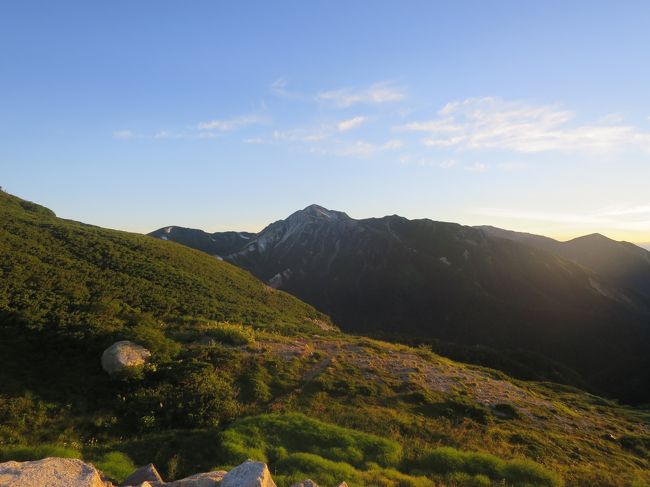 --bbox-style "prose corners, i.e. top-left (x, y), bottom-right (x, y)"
top-left (568, 232), bottom-right (614, 244)
top-left (291, 204), bottom-right (351, 221)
